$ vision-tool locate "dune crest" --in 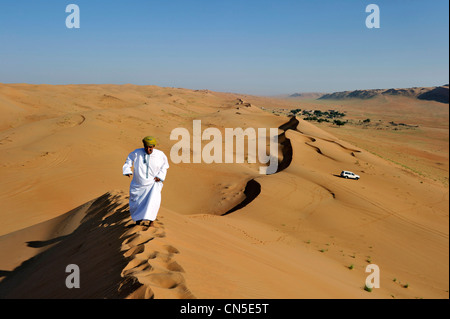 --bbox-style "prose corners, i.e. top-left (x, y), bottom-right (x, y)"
top-left (0, 190), bottom-right (194, 299)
